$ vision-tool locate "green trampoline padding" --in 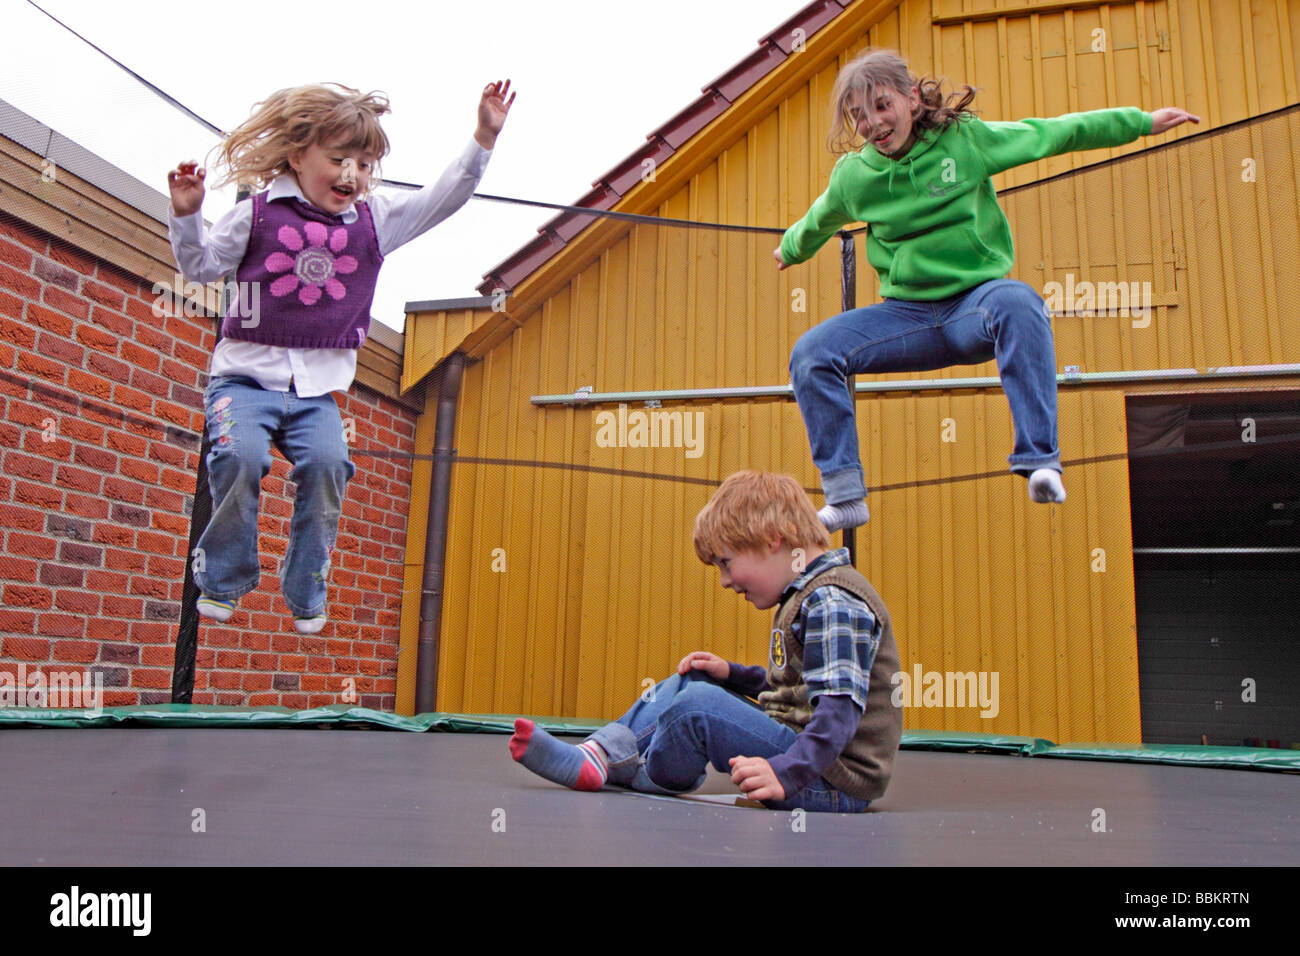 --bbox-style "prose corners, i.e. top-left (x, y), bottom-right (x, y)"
top-left (0, 703), bottom-right (601, 736)
top-left (891, 729), bottom-right (1056, 756)
top-left (1, 705), bottom-right (1297, 772)
top-left (898, 729), bottom-right (1300, 771)
top-left (1038, 741), bottom-right (1300, 772)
